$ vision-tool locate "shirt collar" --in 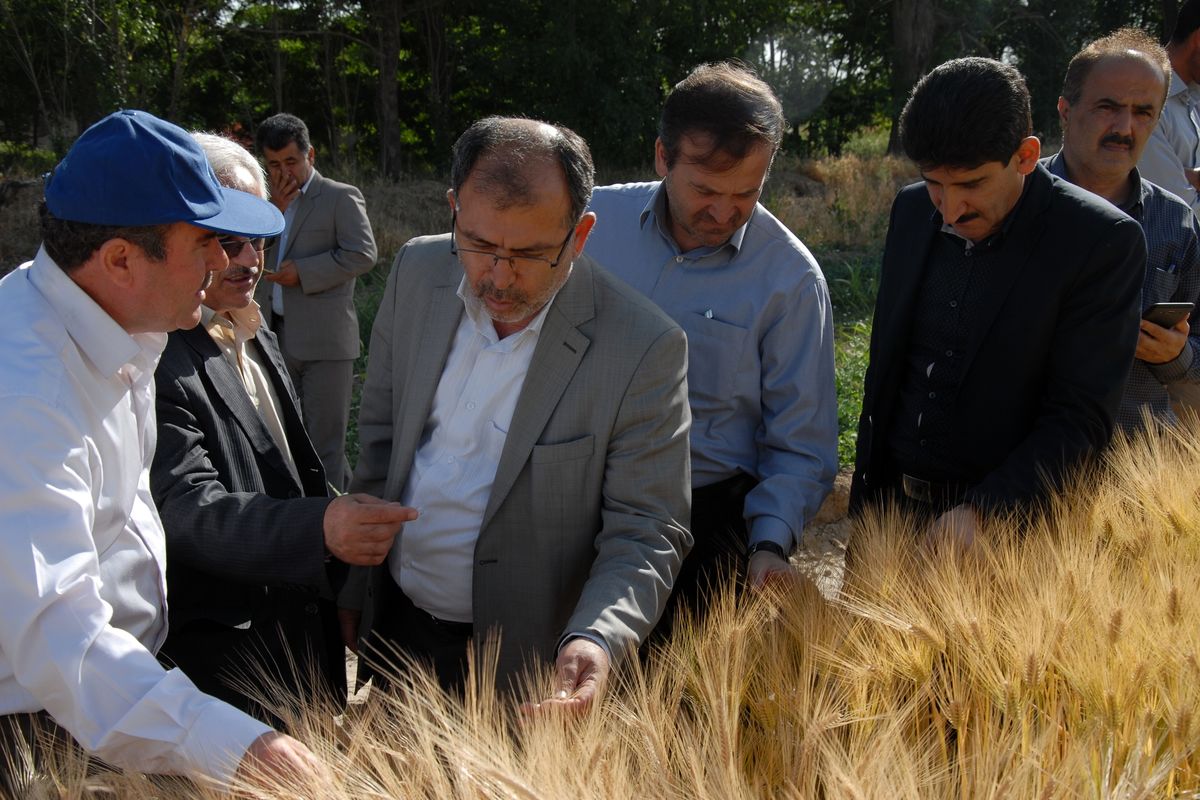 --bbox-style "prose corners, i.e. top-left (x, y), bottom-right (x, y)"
top-left (640, 180), bottom-right (750, 257)
top-left (1044, 150), bottom-right (1146, 218)
top-left (28, 246), bottom-right (166, 378)
top-left (202, 300), bottom-right (263, 342)
top-left (299, 169), bottom-right (316, 195)
top-left (1171, 68), bottom-right (1193, 100)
